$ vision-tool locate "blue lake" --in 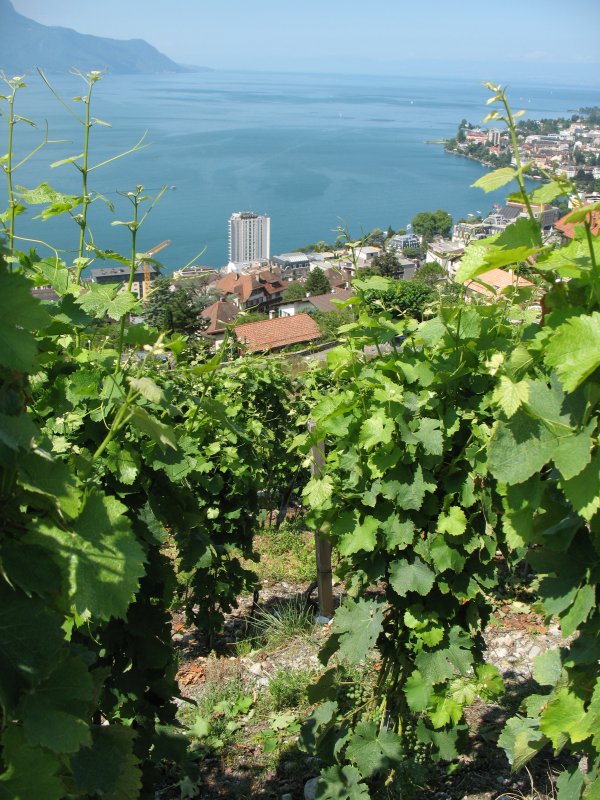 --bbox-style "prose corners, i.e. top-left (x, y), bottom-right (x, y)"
top-left (7, 70), bottom-right (600, 271)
